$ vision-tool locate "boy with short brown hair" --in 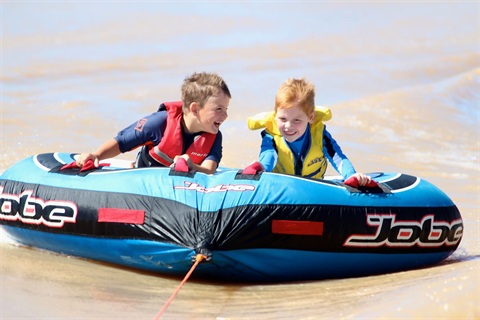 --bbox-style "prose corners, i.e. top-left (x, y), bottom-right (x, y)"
top-left (77, 72), bottom-right (231, 174)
